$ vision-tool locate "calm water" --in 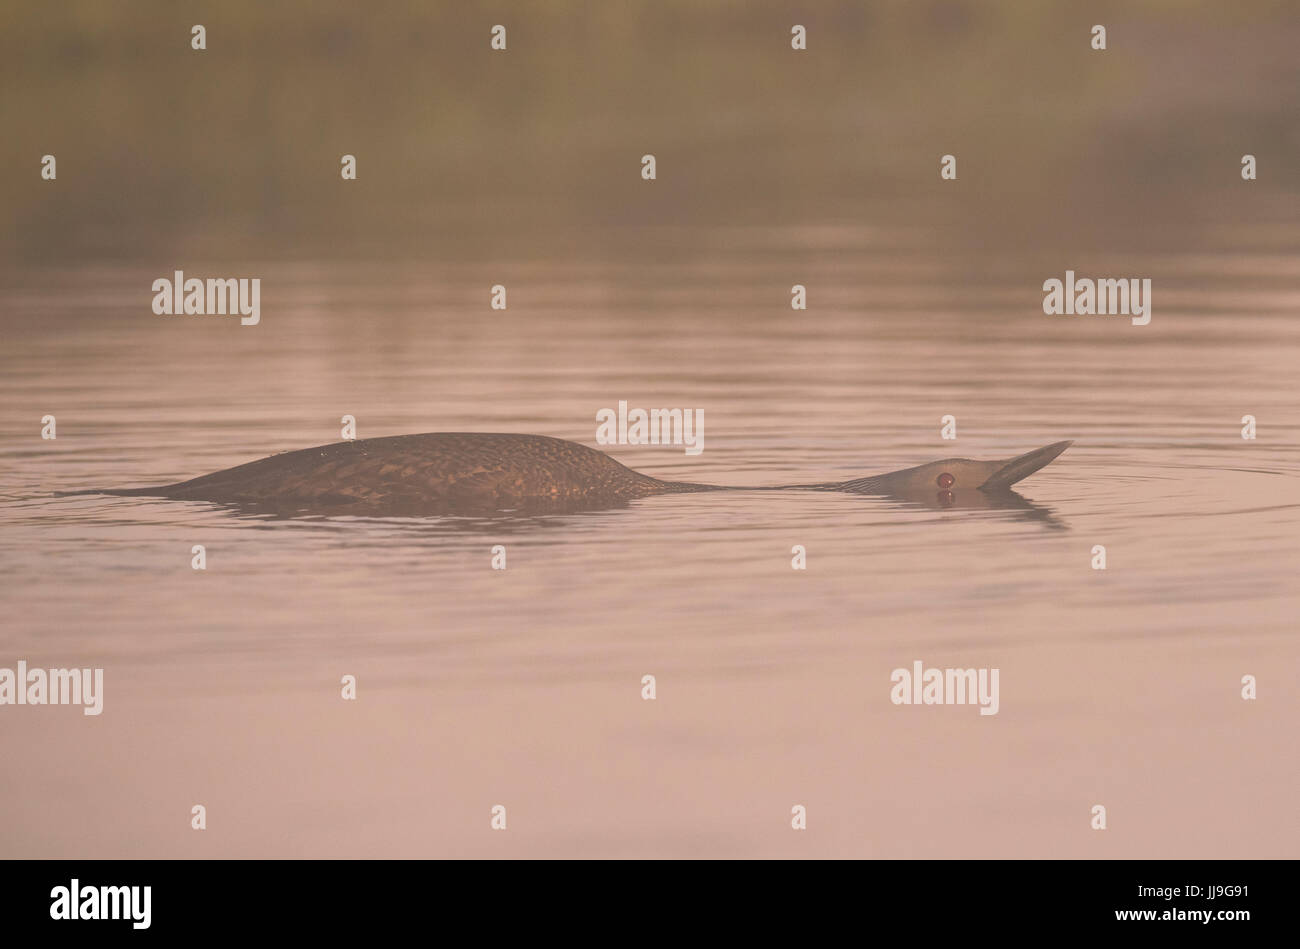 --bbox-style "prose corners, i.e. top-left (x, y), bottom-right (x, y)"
top-left (2, 231), bottom-right (1298, 857)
